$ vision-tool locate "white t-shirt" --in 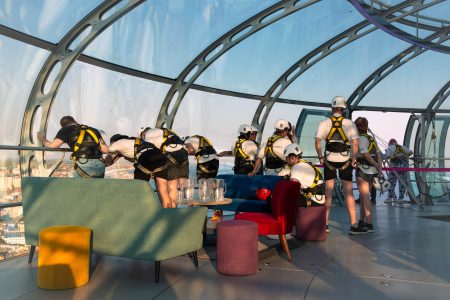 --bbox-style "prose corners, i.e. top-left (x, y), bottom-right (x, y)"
top-left (358, 135), bottom-right (377, 174)
top-left (290, 162), bottom-right (325, 203)
top-left (185, 136), bottom-right (218, 163)
top-left (143, 128), bottom-right (185, 152)
top-left (315, 114), bottom-right (358, 163)
top-left (257, 135), bottom-right (292, 161)
top-left (231, 140), bottom-right (258, 161)
top-left (109, 139), bottom-right (135, 159)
